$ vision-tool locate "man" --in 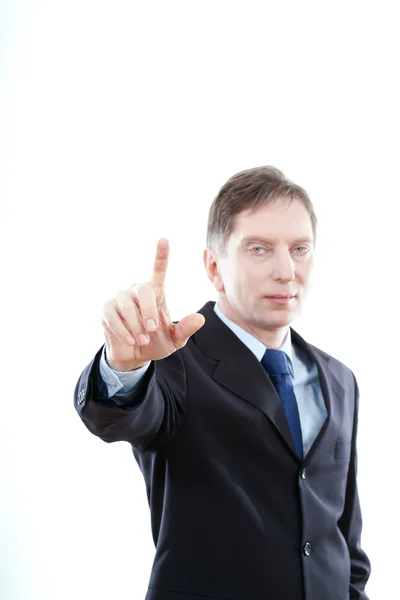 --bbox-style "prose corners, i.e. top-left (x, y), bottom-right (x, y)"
top-left (74, 166), bottom-right (371, 600)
